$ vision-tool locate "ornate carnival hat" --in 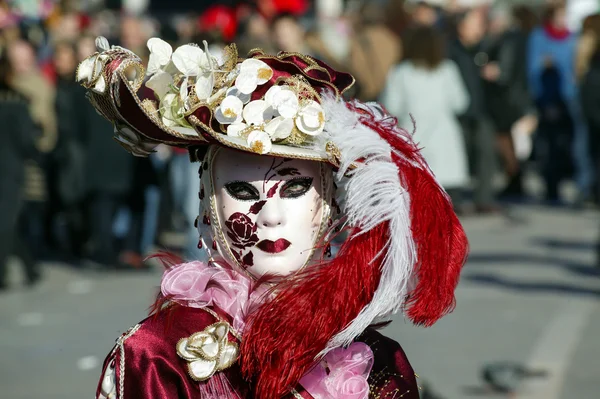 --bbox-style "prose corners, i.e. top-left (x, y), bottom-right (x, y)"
top-left (76, 36), bottom-right (353, 162)
top-left (77, 37), bottom-right (468, 398)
